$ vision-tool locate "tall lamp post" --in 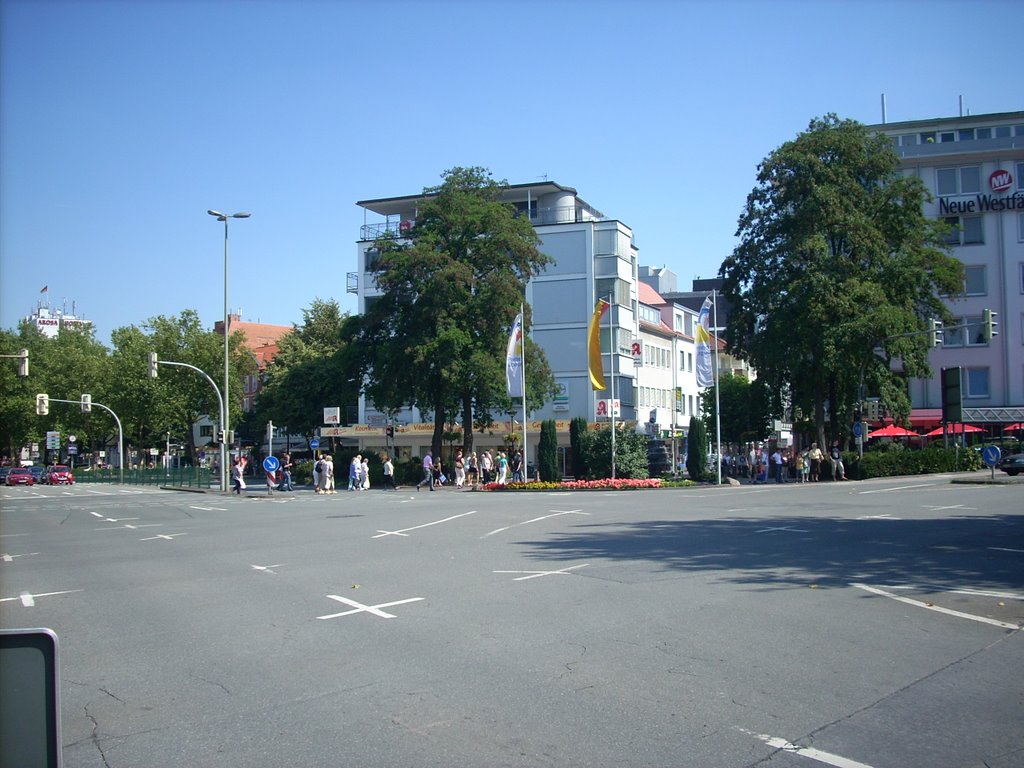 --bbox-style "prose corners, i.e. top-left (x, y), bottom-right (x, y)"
top-left (207, 209), bottom-right (250, 492)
